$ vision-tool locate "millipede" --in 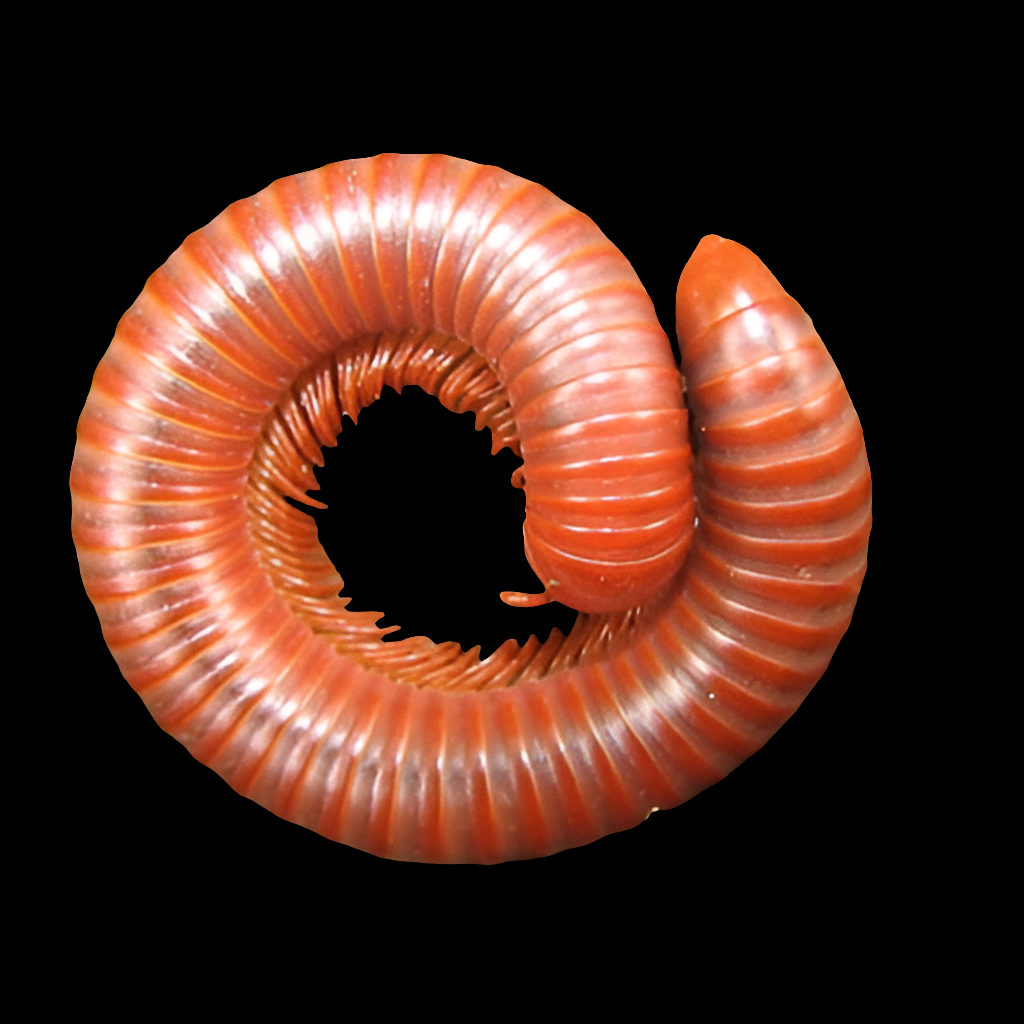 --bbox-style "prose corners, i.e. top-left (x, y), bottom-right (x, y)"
top-left (71, 153), bottom-right (871, 863)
